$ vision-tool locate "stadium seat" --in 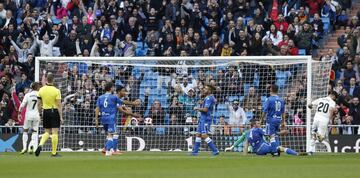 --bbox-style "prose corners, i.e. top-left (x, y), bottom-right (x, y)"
top-left (261, 96), bottom-right (267, 102)
top-left (253, 73), bottom-right (260, 87)
top-left (239, 96), bottom-right (244, 102)
top-left (231, 127), bottom-right (241, 134)
top-left (228, 96), bottom-right (239, 102)
top-left (276, 70), bottom-right (291, 88)
top-left (155, 127), bottom-right (165, 135)
top-left (217, 103), bottom-right (227, 111)
top-left (298, 49), bottom-right (306, 55)
top-left (244, 17), bottom-right (252, 25)
top-left (115, 79), bottom-right (123, 87)
top-left (243, 83), bottom-right (251, 96)
top-left (245, 111), bottom-right (254, 124)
